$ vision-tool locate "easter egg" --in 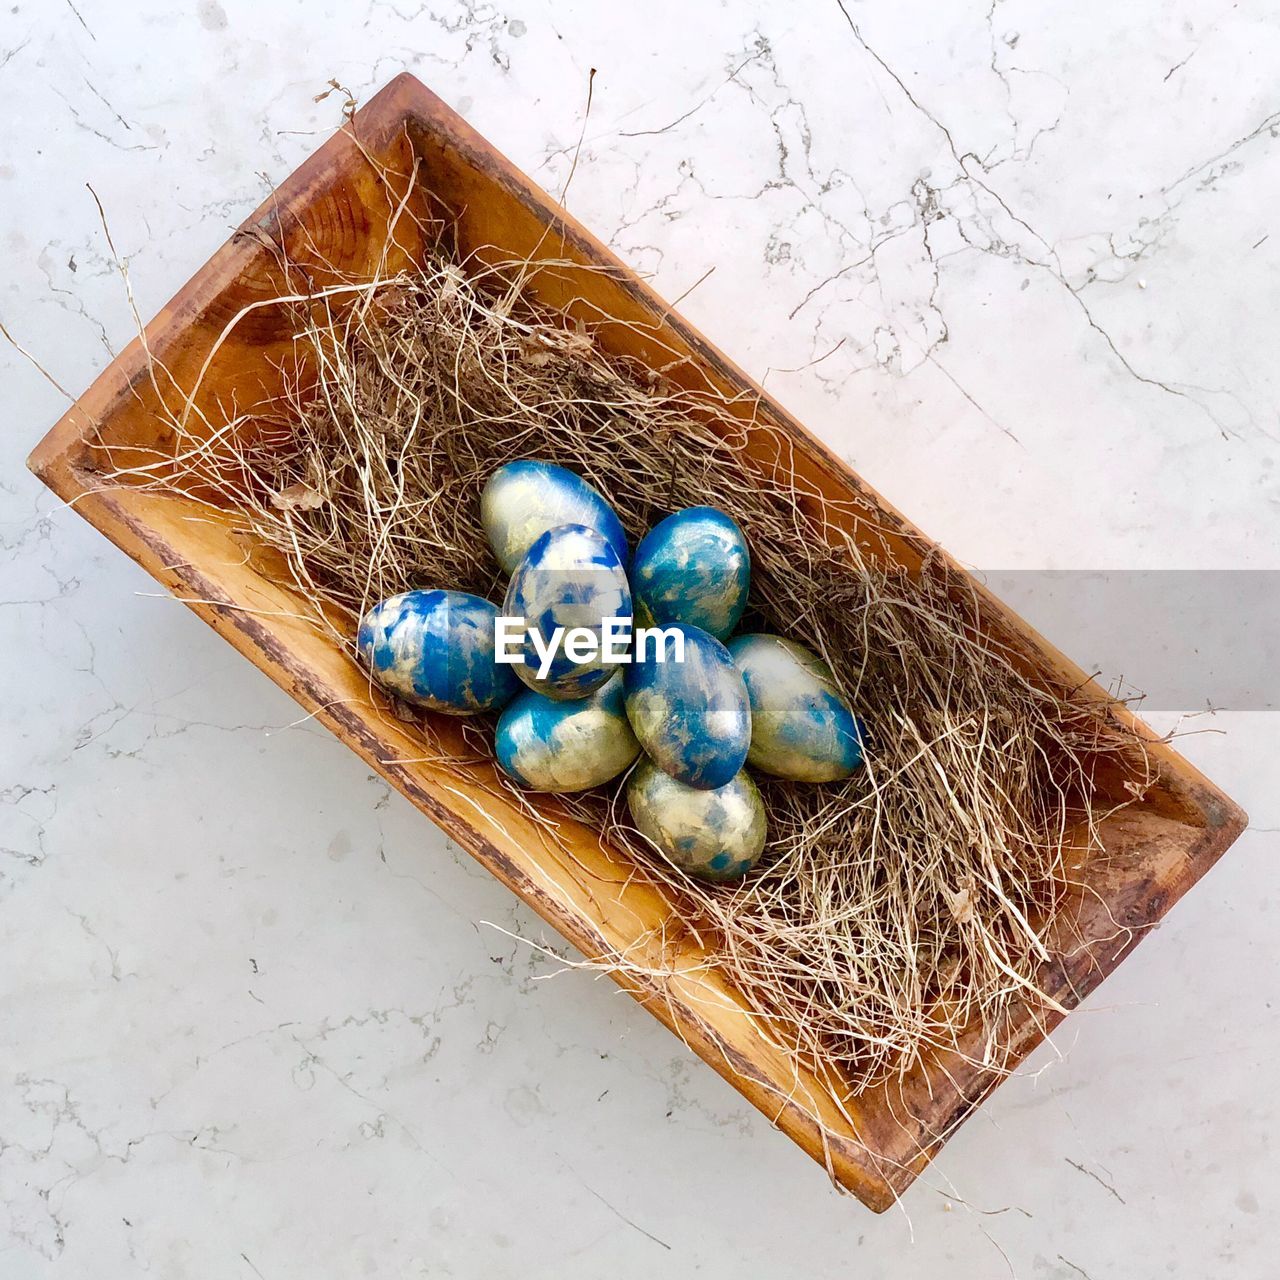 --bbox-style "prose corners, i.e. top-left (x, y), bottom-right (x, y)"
top-left (495, 673), bottom-right (641, 792)
top-left (356, 589), bottom-right (519, 715)
top-left (631, 506), bottom-right (750, 641)
top-left (728, 634), bottom-right (864, 782)
top-left (623, 622), bottom-right (750, 790)
top-left (626, 759), bottom-right (766, 881)
top-left (503, 523), bottom-right (632, 700)
top-left (482, 460), bottom-right (628, 574)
